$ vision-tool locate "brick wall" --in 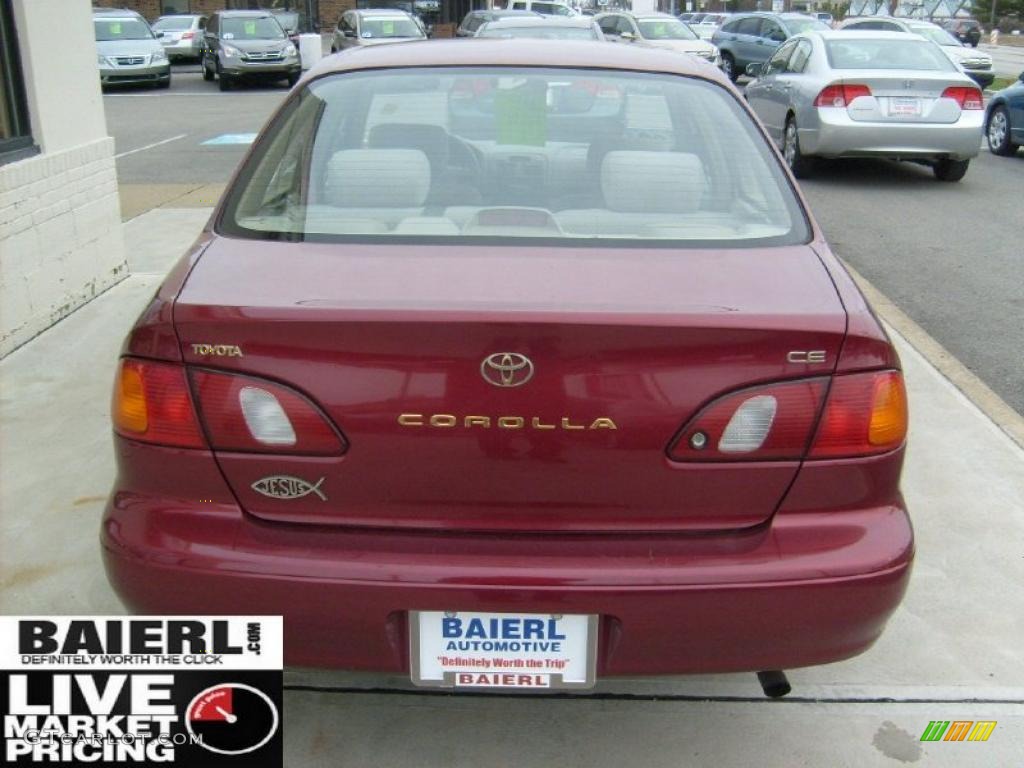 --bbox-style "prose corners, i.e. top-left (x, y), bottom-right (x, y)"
top-left (92, 0), bottom-right (162, 19)
top-left (0, 139), bottom-right (127, 356)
